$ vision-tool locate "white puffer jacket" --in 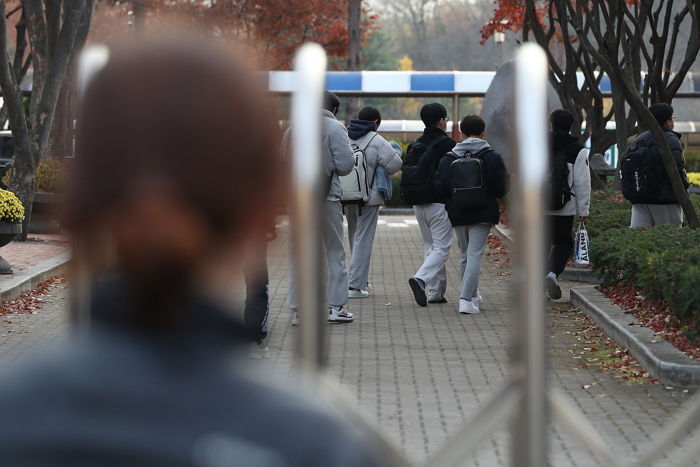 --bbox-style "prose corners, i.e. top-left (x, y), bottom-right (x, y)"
top-left (547, 147), bottom-right (591, 217)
